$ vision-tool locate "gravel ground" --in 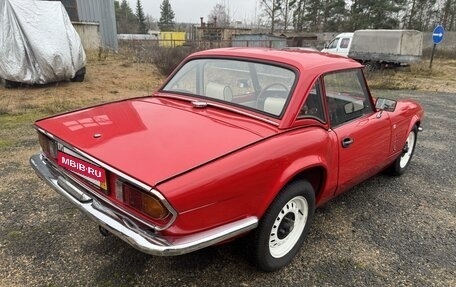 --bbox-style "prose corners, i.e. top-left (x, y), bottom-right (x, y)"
top-left (0, 90), bottom-right (455, 287)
